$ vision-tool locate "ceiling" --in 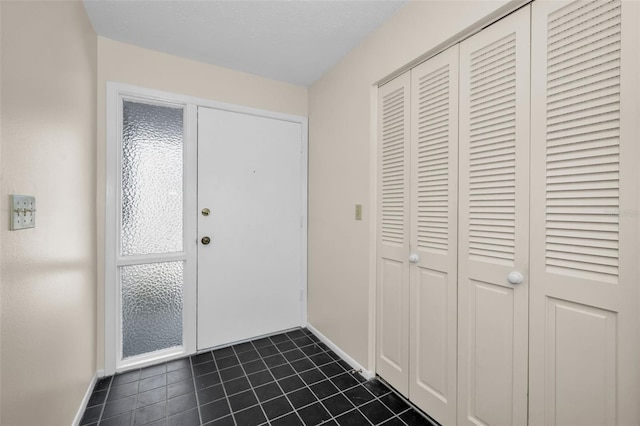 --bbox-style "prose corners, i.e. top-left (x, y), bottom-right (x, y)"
top-left (83, 0), bottom-right (408, 86)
